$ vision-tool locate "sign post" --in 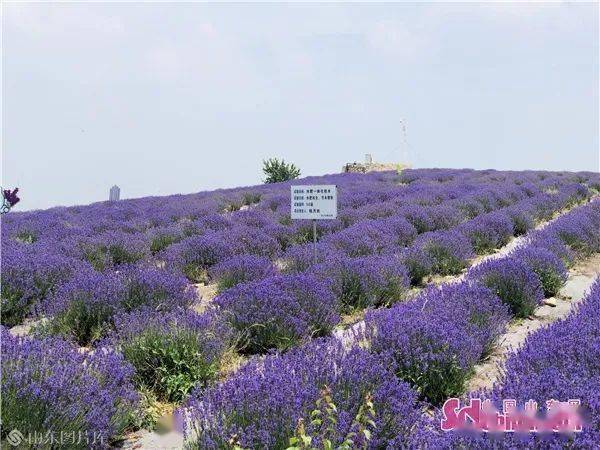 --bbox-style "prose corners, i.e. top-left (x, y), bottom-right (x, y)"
top-left (291, 184), bottom-right (338, 265)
